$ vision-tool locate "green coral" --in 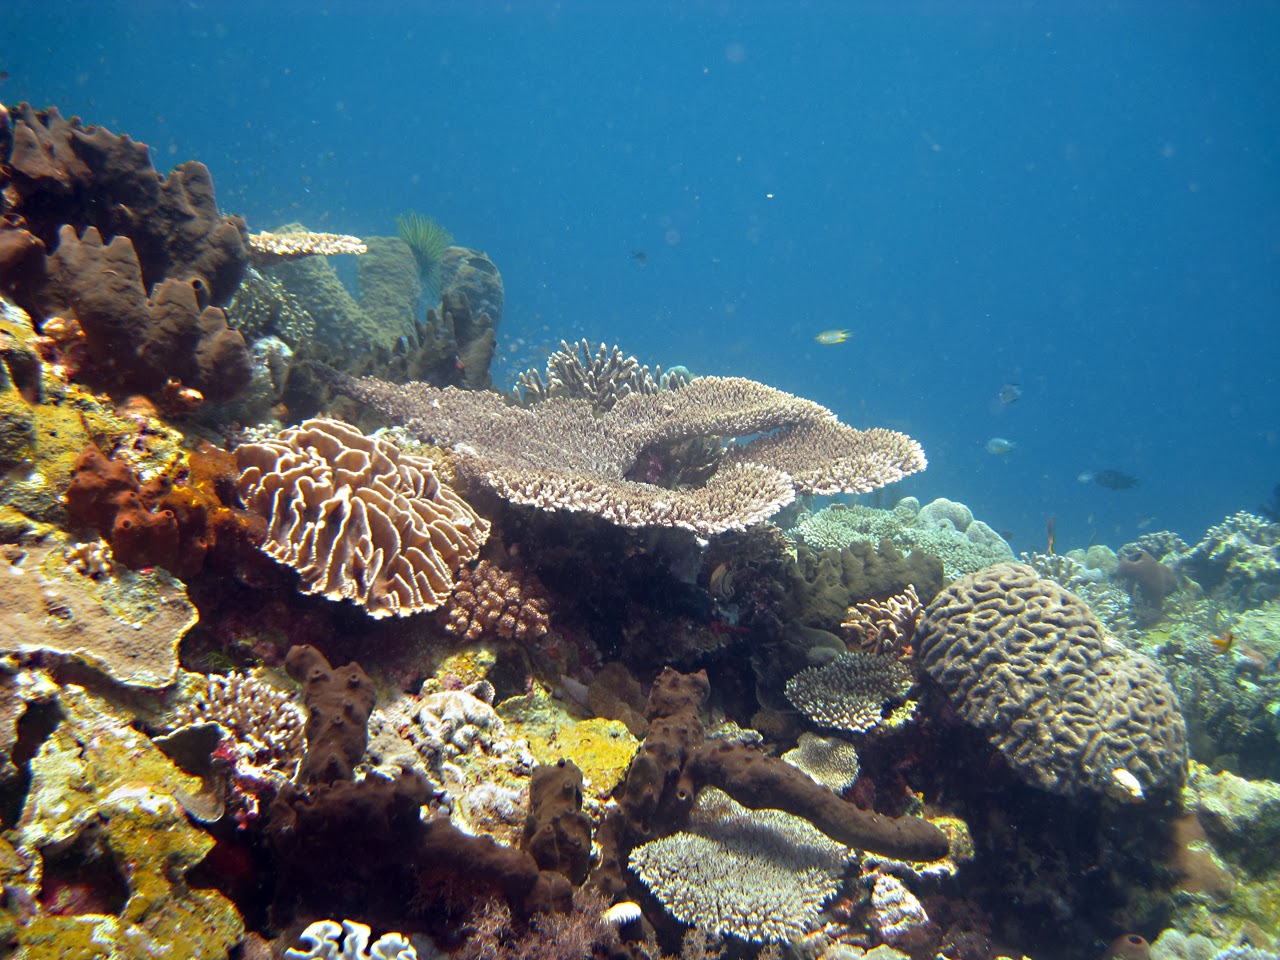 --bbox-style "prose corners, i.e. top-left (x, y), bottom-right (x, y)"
top-left (4, 685), bottom-right (242, 958)
top-left (356, 236), bottom-right (422, 343)
top-left (396, 210), bottom-right (454, 300)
